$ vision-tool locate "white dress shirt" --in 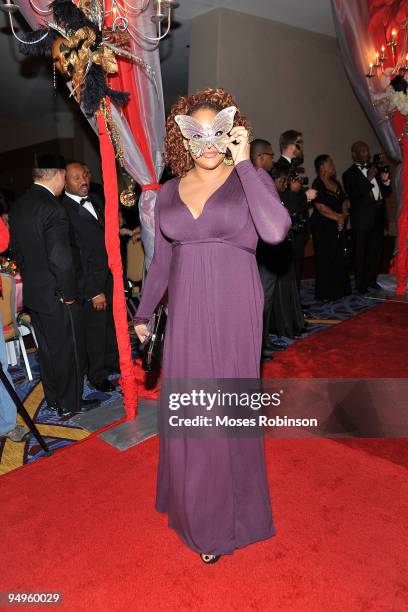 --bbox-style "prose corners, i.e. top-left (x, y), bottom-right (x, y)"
top-left (355, 164), bottom-right (390, 201)
top-left (65, 191), bottom-right (98, 220)
top-left (64, 191), bottom-right (102, 300)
